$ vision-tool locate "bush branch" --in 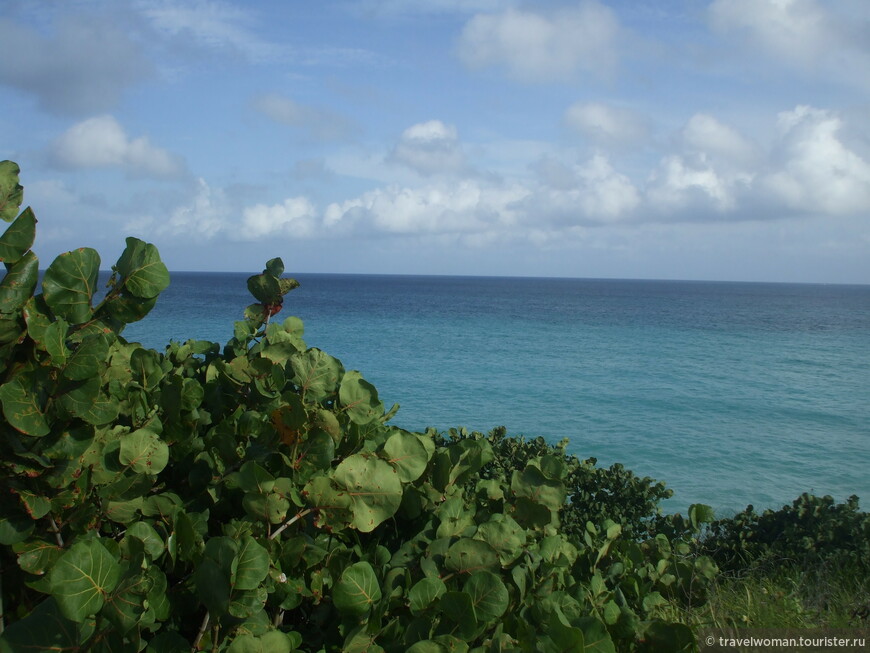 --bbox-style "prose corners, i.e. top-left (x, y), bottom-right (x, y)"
top-left (269, 508), bottom-right (312, 540)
